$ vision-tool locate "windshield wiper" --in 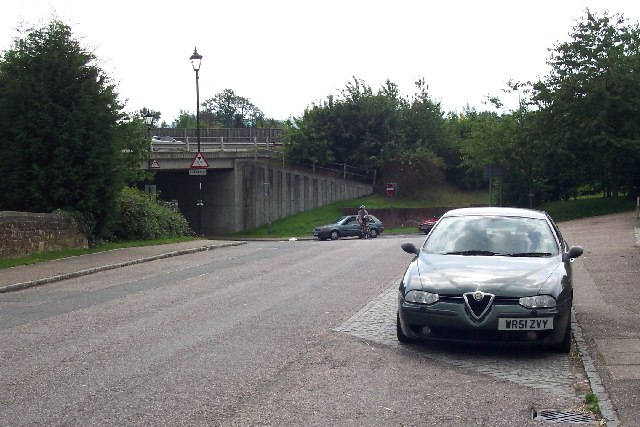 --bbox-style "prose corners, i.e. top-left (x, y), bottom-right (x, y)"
top-left (503, 252), bottom-right (553, 257)
top-left (444, 250), bottom-right (497, 256)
